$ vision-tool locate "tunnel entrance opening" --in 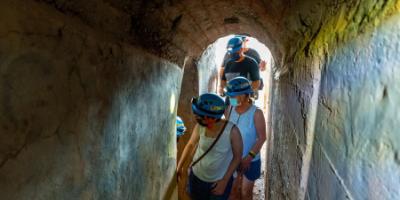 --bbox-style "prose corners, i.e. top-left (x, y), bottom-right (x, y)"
top-left (191, 34), bottom-right (274, 200)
